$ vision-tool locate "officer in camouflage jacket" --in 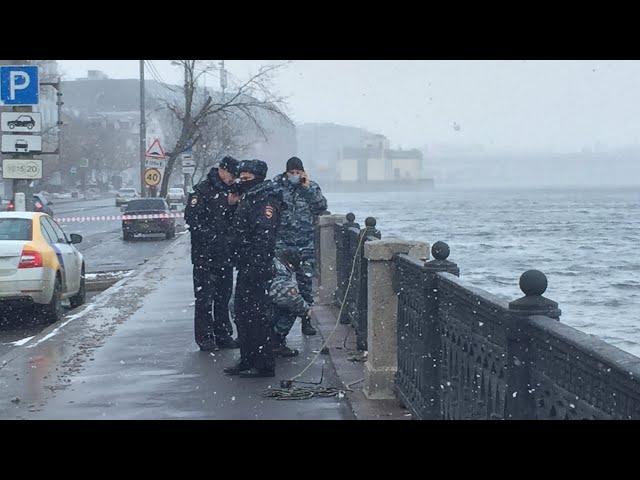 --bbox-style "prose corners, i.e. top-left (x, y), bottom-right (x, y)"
top-left (273, 156), bottom-right (327, 336)
top-left (268, 250), bottom-right (311, 357)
